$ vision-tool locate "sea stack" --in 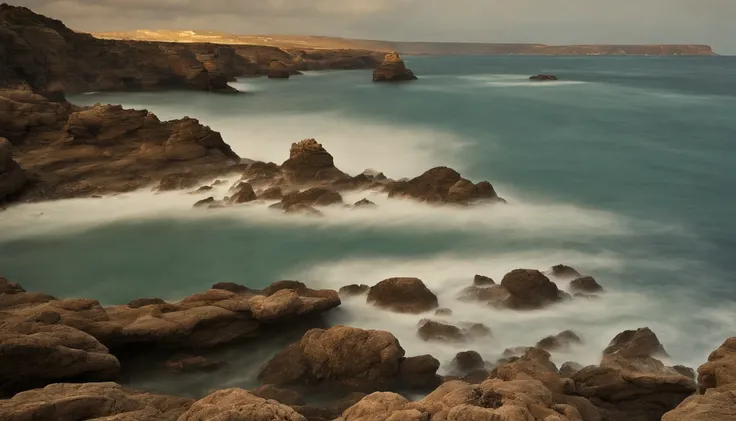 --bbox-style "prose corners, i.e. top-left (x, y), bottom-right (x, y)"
top-left (372, 52), bottom-right (418, 82)
top-left (268, 61), bottom-right (292, 79)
